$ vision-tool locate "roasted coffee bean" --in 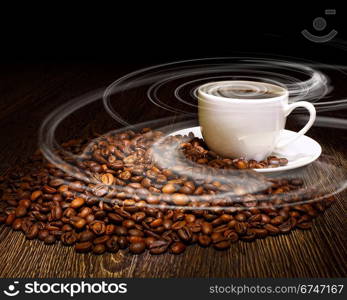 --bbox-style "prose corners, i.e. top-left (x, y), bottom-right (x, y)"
top-left (5, 213), bottom-right (15, 225)
top-left (31, 190), bottom-right (42, 201)
top-left (170, 242), bottom-right (186, 254)
top-left (71, 216), bottom-right (87, 229)
top-left (38, 229), bottom-right (49, 241)
top-left (296, 222), bottom-right (312, 229)
top-left (106, 236), bottom-right (119, 252)
top-left (117, 236), bottom-right (129, 249)
top-left (11, 218), bottom-right (23, 230)
top-left (224, 230), bottom-right (239, 242)
top-left (79, 230), bottom-right (95, 242)
top-left (132, 212), bottom-right (146, 222)
top-left (105, 224), bottom-right (116, 235)
top-left (235, 222), bottom-right (248, 235)
top-left (235, 213), bottom-right (247, 222)
top-left (145, 236), bottom-right (156, 248)
top-left (129, 241), bottom-right (146, 254)
top-left (278, 220), bottom-right (292, 233)
top-left (213, 240), bottom-right (231, 250)
top-left (241, 231), bottom-right (256, 241)
top-left (61, 231), bottom-right (77, 245)
top-left (89, 221), bottom-right (106, 235)
top-left (108, 213), bottom-right (124, 223)
top-left (75, 241), bottom-right (92, 253)
top-left (70, 197), bottom-right (85, 208)
top-left (101, 173), bottom-right (114, 185)
top-left (172, 193), bottom-right (189, 206)
top-left (150, 218), bottom-right (163, 228)
top-left (172, 220), bottom-right (186, 230)
top-left (264, 224), bottom-right (280, 235)
top-left (211, 232), bottom-right (225, 244)
top-left (18, 199), bottom-right (31, 209)
top-left (128, 229), bottom-right (144, 237)
top-left (93, 244), bottom-right (106, 254)
top-left (51, 206), bottom-right (63, 220)
top-left (15, 206), bottom-right (27, 217)
top-left (149, 239), bottom-right (169, 254)
top-left (201, 222), bottom-right (213, 235)
top-left (26, 223), bottom-right (39, 239)
top-left (44, 235), bottom-right (56, 245)
top-left (198, 235), bottom-right (211, 247)
top-left (114, 226), bottom-right (128, 236)
top-left (177, 226), bottom-right (192, 242)
top-left (162, 183), bottom-right (176, 194)
top-left (251, 228), bottom-right (268, 238)
top-left (271, 216), bottom-right (284, 225)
